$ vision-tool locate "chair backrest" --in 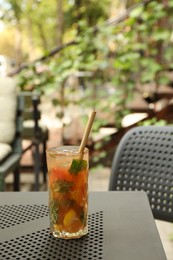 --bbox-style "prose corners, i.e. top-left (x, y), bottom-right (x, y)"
top-left (18, 91), bottom-right (41, 139)
top-left (109, 125), bottom-right (173, 222)
top-left (12, 95), bottom-right (24, 154)
top-left (18, 91), bottom-right (40, 119)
